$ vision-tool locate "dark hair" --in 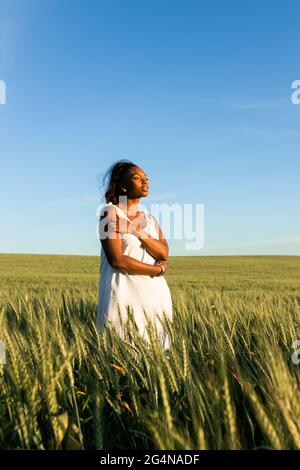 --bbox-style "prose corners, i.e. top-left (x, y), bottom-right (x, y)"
top-left (102, 159), bottom-right (137, 204)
